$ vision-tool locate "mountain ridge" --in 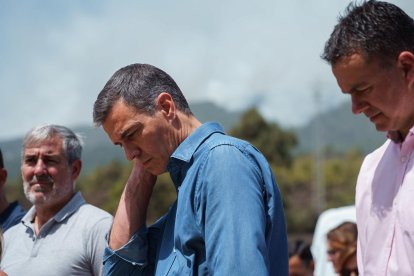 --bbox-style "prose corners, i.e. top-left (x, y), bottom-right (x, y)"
top-left (0, 100), bottom-right (386, 179)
